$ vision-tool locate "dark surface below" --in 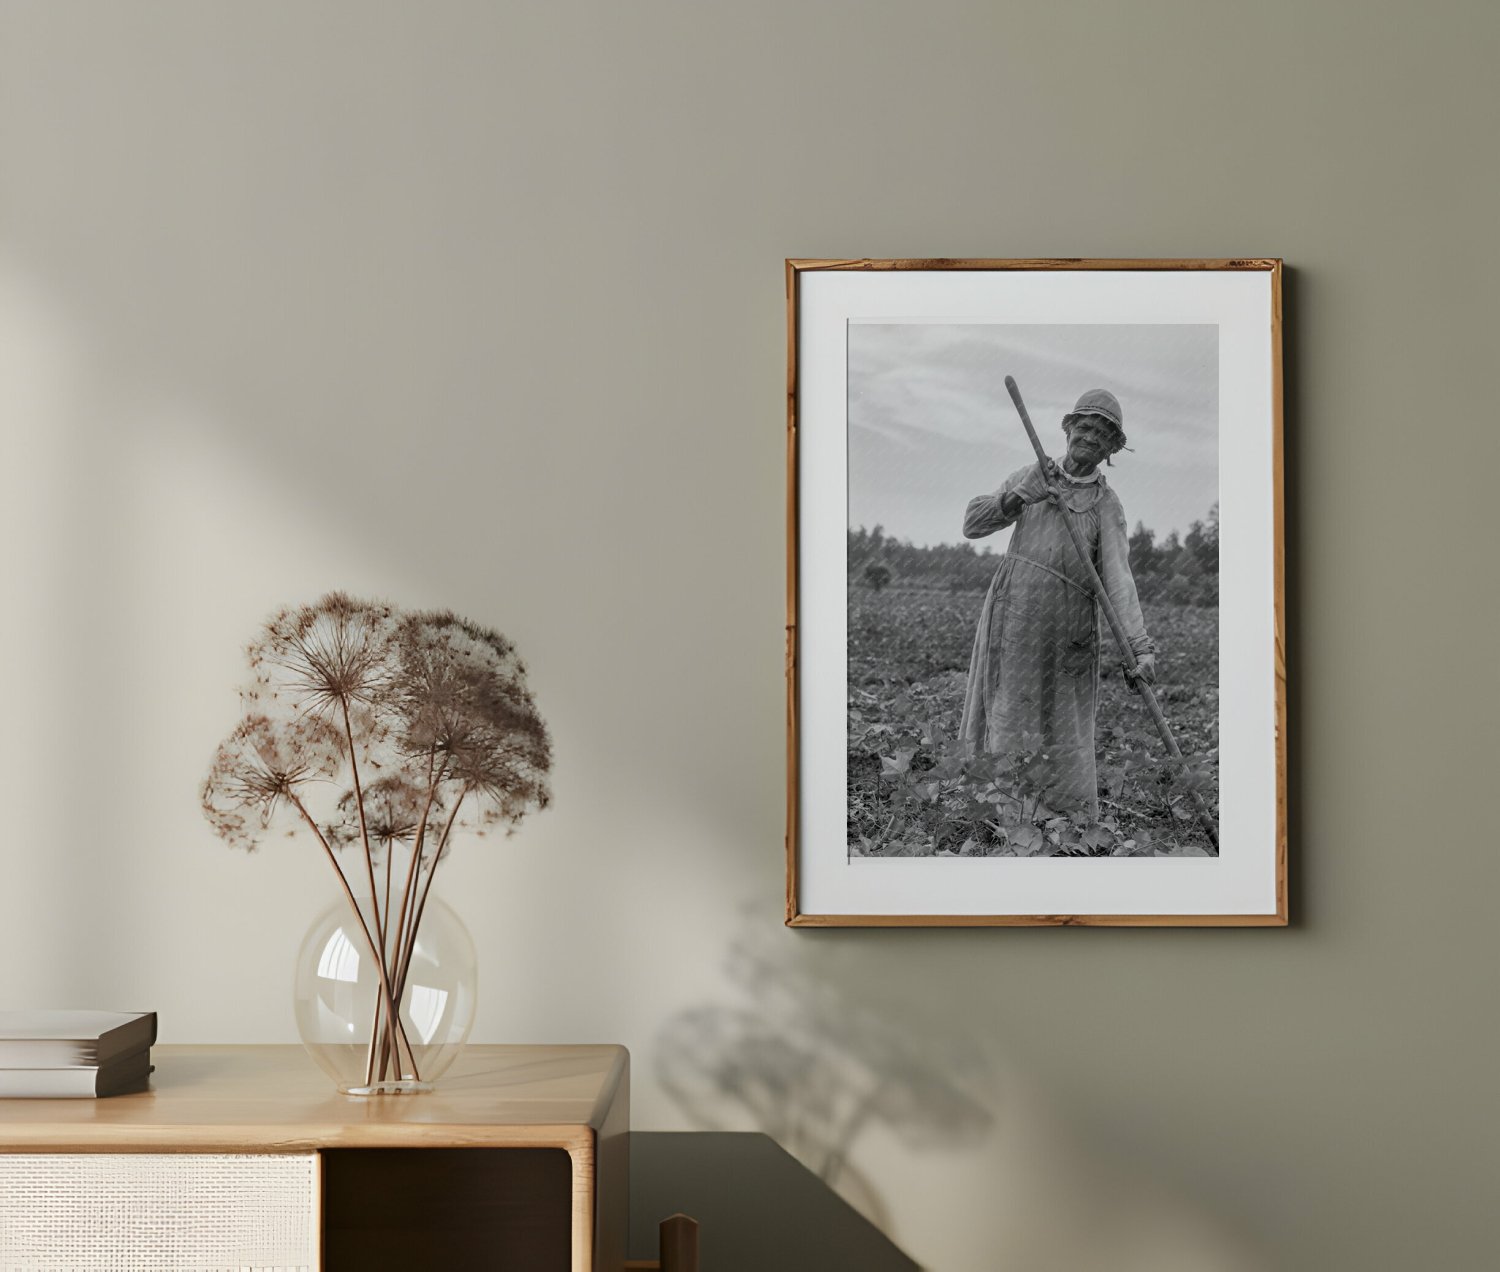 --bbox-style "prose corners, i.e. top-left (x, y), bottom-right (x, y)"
top-left (322, 1146), bottom-right (571, 1271)
top-left (630, 1132), bottom-right (918, 1270)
